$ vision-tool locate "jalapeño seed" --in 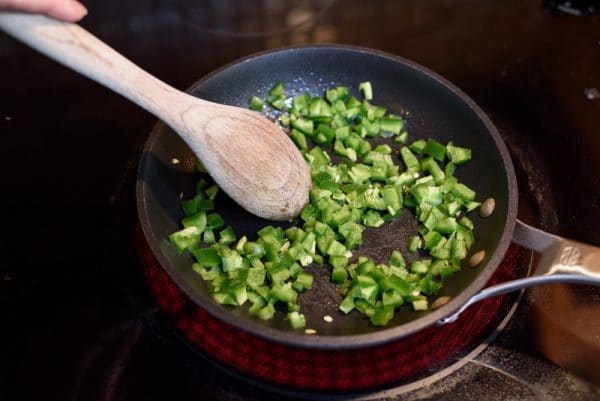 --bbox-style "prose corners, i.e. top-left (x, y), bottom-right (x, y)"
top-left (431, 296), bottom-right (451, 309)
top-left (480, 197), bottom-right (495, 217)
top-left (469, 250), bottom-right (486, 267)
